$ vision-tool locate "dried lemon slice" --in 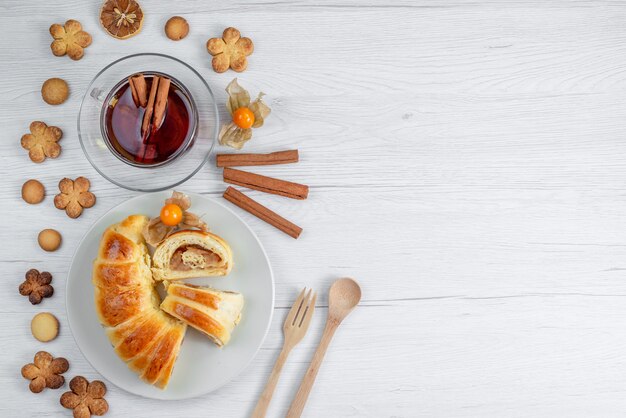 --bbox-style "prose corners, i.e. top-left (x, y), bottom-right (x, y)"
top-left (99, 0), bottom-right (144, 39)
